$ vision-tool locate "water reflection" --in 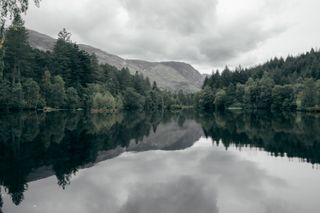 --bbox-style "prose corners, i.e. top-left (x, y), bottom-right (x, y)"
top-left (5, 140), bottom-right (313, 213)
top-left (0, 110), bottom-right (201, 208)
top-left (0, 110), bottom-right (320, 212)
top-left (199, 111), bottom-right (320, 164)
